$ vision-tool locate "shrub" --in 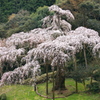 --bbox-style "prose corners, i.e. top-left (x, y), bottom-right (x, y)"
top-left (93, 69), bottom-right (100, 82)
top-left (0, 24), bottom-right (6, 38)
top-left (86, 82), bottom-right (100, 93)
top-left (86, 19), bottom-right (100, 34)
top-left (0, 93), bottom-right (7, 100)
